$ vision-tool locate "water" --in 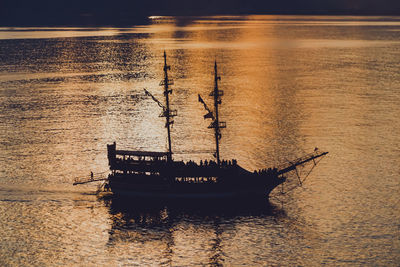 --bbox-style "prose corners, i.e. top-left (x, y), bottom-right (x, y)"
top-left (0, 15), bottom-right (399, 266)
